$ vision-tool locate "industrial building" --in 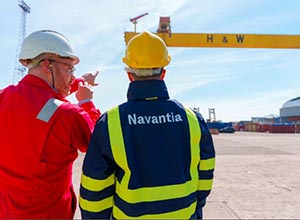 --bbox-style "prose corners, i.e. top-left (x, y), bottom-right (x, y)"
top-left (234, 97), bottom-right (300, 133)
top-left (280, 97), bottom-right (300, 121)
